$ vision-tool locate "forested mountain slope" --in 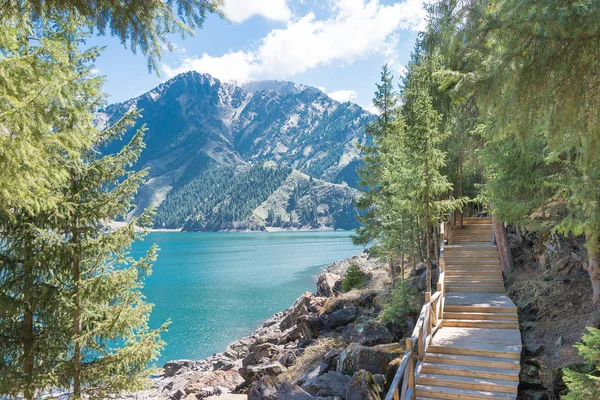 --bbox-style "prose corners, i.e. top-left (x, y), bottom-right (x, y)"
top-left (97, 72), bottom-right (372, 230)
